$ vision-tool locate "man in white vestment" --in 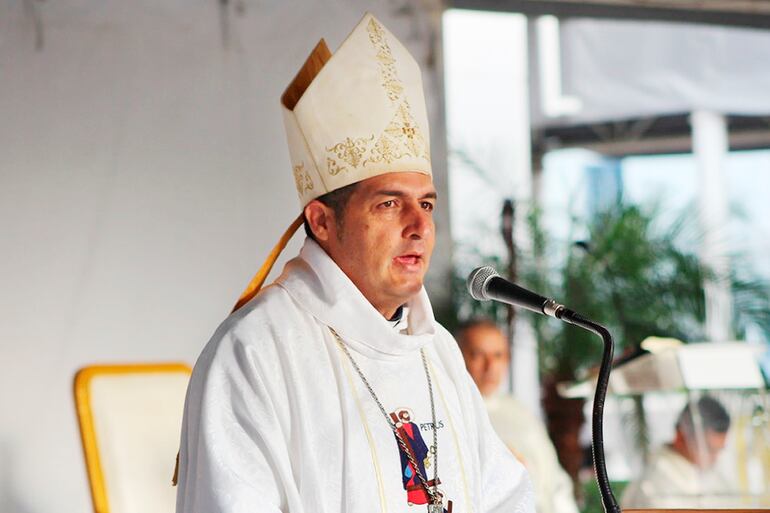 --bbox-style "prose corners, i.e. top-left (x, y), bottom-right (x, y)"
top-left (175, 13), bottom-right (534, 513)
top-left (457, 319), bottom-right (579, 513)
top-left (622, 396), bottom-right (734, 509)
